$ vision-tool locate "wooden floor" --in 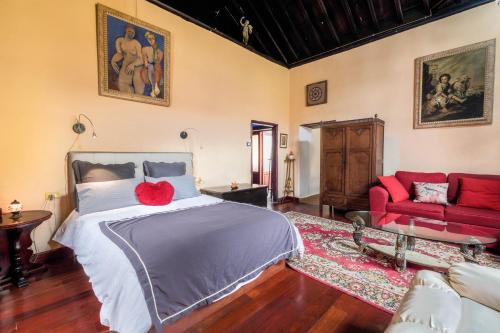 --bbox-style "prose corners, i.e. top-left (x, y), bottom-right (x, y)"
top-left (0, 202), bottom-right (391, 333)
